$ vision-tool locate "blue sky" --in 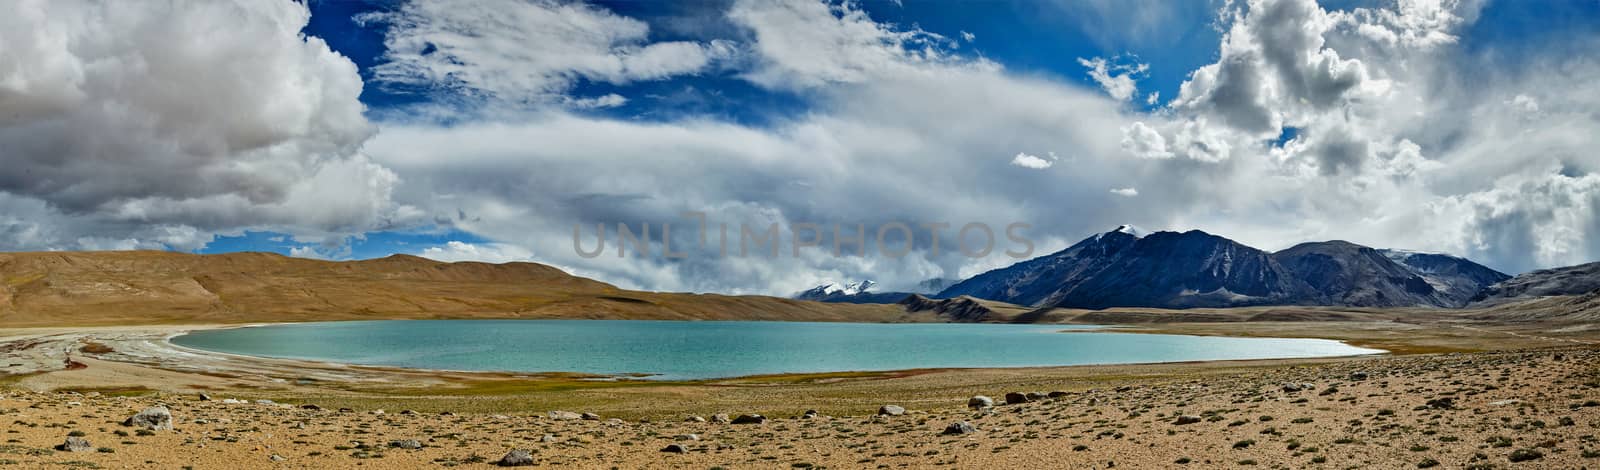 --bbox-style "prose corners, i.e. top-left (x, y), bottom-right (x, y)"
top-left (7, 0), bottom-right (1600, 294)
